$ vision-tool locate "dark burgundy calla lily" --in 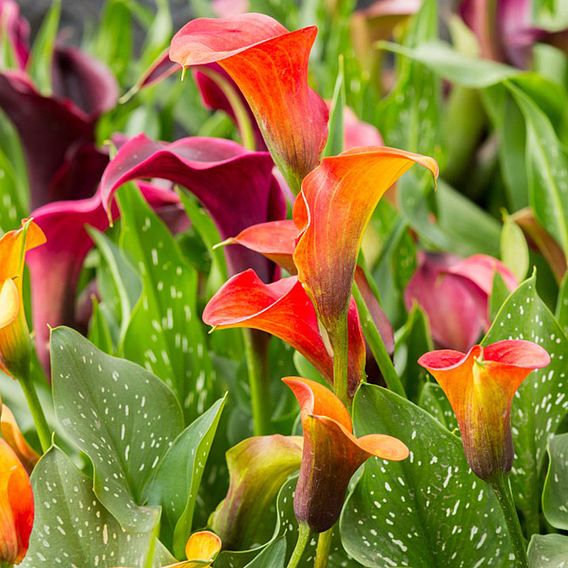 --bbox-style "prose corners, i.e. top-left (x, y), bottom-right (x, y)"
top-left (461, 0), bottom-right (568, 67)
top-left (405, 252), bottom-right (518, 352)
top-left (0, 43), bottom-right (118, 209)
top-left (100, 133), bottom-right (286, 281)
top-left (27, 184), bottom-right (181, 371)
